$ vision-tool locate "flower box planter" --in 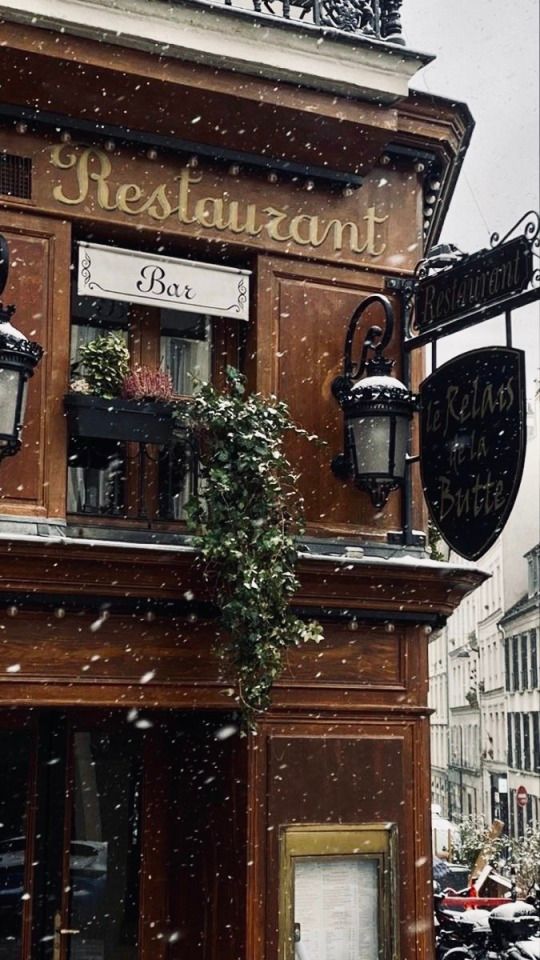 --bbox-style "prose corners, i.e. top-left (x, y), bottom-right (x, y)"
top-left (64, 393), bottom-right (175, 445)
